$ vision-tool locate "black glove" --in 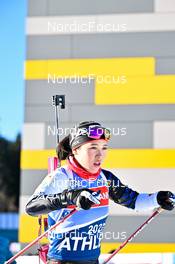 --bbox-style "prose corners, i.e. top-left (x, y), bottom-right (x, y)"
top-left (69, 189), bottom-right (101, 210)
top-left (157, 191), bottom-right (175, 211)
